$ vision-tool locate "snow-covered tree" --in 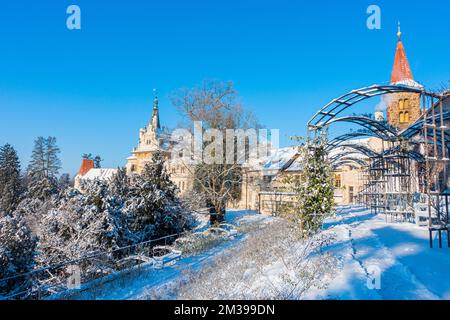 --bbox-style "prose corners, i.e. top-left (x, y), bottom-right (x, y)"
top-left (93, 156), bottom-right (103, 168)
top-left (58, 173), bottom-right (72, 190)
top-left (0, 144), bottom-right (22, 215)
top-left (109, 167), bottom-right (130, 199)
top-left (27, 137), bottom-right (61, 200)
top-left (37, 183), bottom-right (126, 268)
top-left (125, 151), bottom-right (192, 242)
top-left (0, 214), bottom-right (36, 295)
top-left (171, 80), bottom-right (260, 222)
top-left (282, 135), bottom-right (334, 236)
